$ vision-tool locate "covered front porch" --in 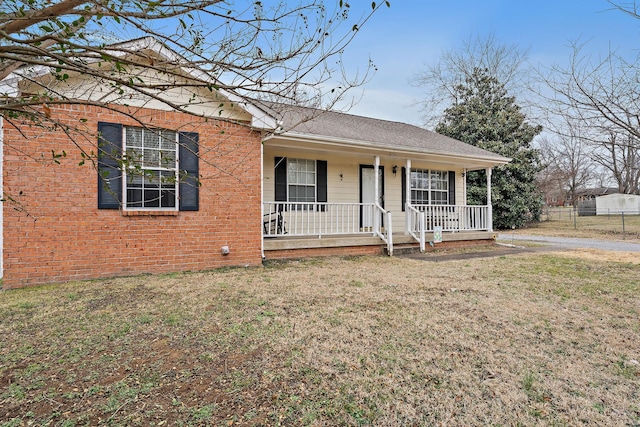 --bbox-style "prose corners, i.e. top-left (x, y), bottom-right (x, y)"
top-left (259, 104), bottom-right (509, 259)
top-left (262, 155), bottom-right (497, 257)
